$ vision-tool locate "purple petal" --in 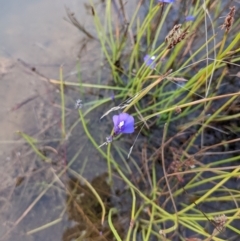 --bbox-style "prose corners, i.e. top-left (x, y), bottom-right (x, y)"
top-left (185, 15), bottom-right (195, 22)
top-left (158, 0), bottom-right (174, 3)
top-left (122, 121), bottom-right (134, 133)
top-left (112, 113), bottom-right (135, 134)
top-left (122, 126), bottom-right (134, 134)
top-left (144, 54), bottom-right (156, 69)
top-left (118, 113), bottom-right (131, 122)
top-left (123, 114), bottom-right (134, 126)
top-left (121, 114), bottom-right (134, 134)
